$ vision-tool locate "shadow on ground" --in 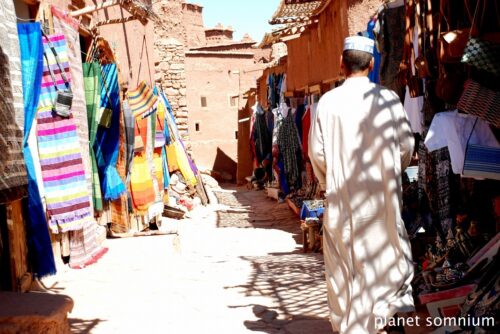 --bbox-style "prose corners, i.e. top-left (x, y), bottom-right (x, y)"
top-left (213, 185), bottom-right (303, 246)
top-left (215, 185), bottom-right (334, 334)
top-left (69, 318), bottom-right (105, 334)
